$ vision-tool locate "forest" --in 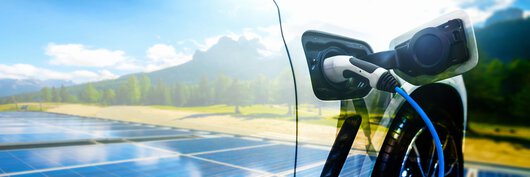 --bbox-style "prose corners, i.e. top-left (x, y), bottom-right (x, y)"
top-left (1, 71), bottom-right (296, 114)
